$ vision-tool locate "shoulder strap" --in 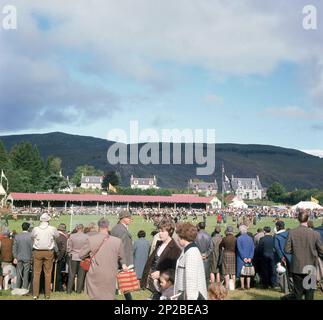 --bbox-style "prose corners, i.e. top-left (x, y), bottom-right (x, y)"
top-left (91, 236), bottom-right (109, 259)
